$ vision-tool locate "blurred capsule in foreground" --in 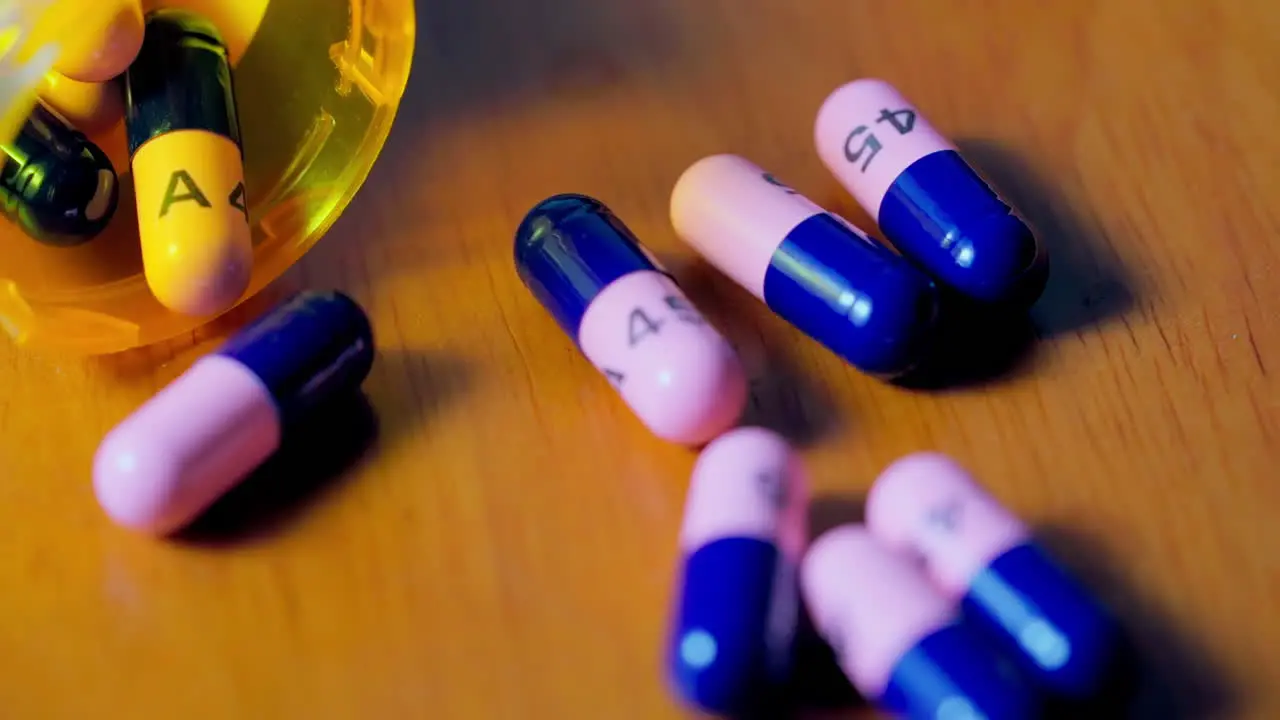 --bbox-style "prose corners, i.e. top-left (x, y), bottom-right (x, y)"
top-left (515, 193), bottom-right (747, 445)
top-left (669, 427), bottom-right (809, 715)
top-left (1, 104), bottom-right (118, 245)
top-left (802, 524), bottom-right (1041, 720)
top-left (38, 73), bottom-right (125, 134)
top-left (125, 9), bottom-right (252, 316)
top-left (94, 291), bottom-right (375, 535)
top-left (866, 452), bottom-right (1124, 700)
top-left (53, 0), bottom-right (146, 83)
top-left (815, 79), bottom-right (1047, 306)
top-left (670, 154), bottom-right (939, 378)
